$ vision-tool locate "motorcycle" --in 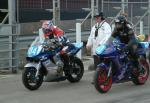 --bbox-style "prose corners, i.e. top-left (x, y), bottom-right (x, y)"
top-left (22, 28), bottom-right (84, 90)
top-left (94, 36), bottom-right (149, 93)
